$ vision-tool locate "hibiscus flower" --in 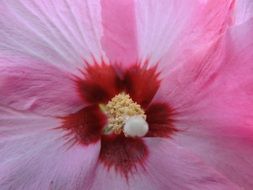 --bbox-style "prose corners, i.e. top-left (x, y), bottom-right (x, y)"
top-left (0, 0), bottom-right (253, 189)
